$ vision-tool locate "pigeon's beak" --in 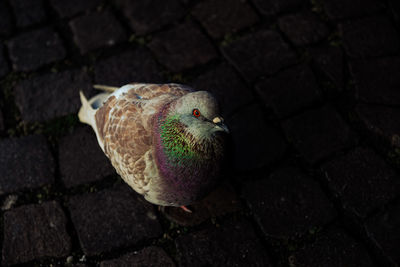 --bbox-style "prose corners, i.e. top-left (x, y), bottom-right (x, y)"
top-left (212, 116), bottom-right (229, 133)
